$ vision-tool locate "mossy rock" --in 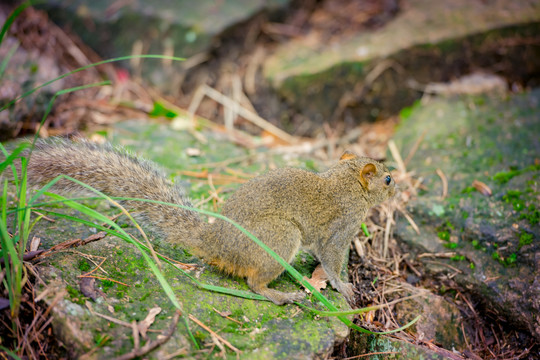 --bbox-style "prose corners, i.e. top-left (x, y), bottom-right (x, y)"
top-left (38, 0), bottom-right (291, 91)
top-left (391, 89), bottom-right (540, 340)
top-left (263, 0), bottom-right (540, 128)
